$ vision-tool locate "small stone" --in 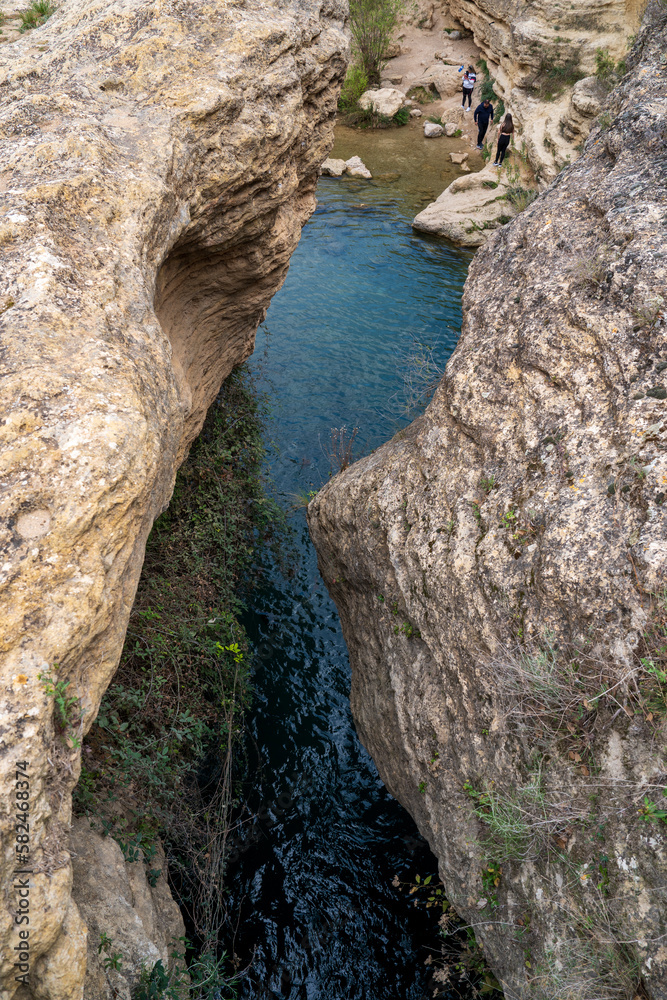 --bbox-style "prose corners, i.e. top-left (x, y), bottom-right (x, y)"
top-left (424, 122), bottom-right (443, 138)
top-left (632, 392), bottom-right (646, 399)
top-left (410, 108), bottom-right (423, 117)
top-left (345, 156), bottom-right (372, 179)
top-left (444, 122), bottom-right (458, 137)
top-left (448, 29), bottom-right (461, 39)
top-left (476, 898), bottom-right (488, 909)
top-left (450, 152), bottom-right (468, 164)
top-left (320, 158), bottom-right (347, 177)
top-left (646, 386), bottom-right (667, 399)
